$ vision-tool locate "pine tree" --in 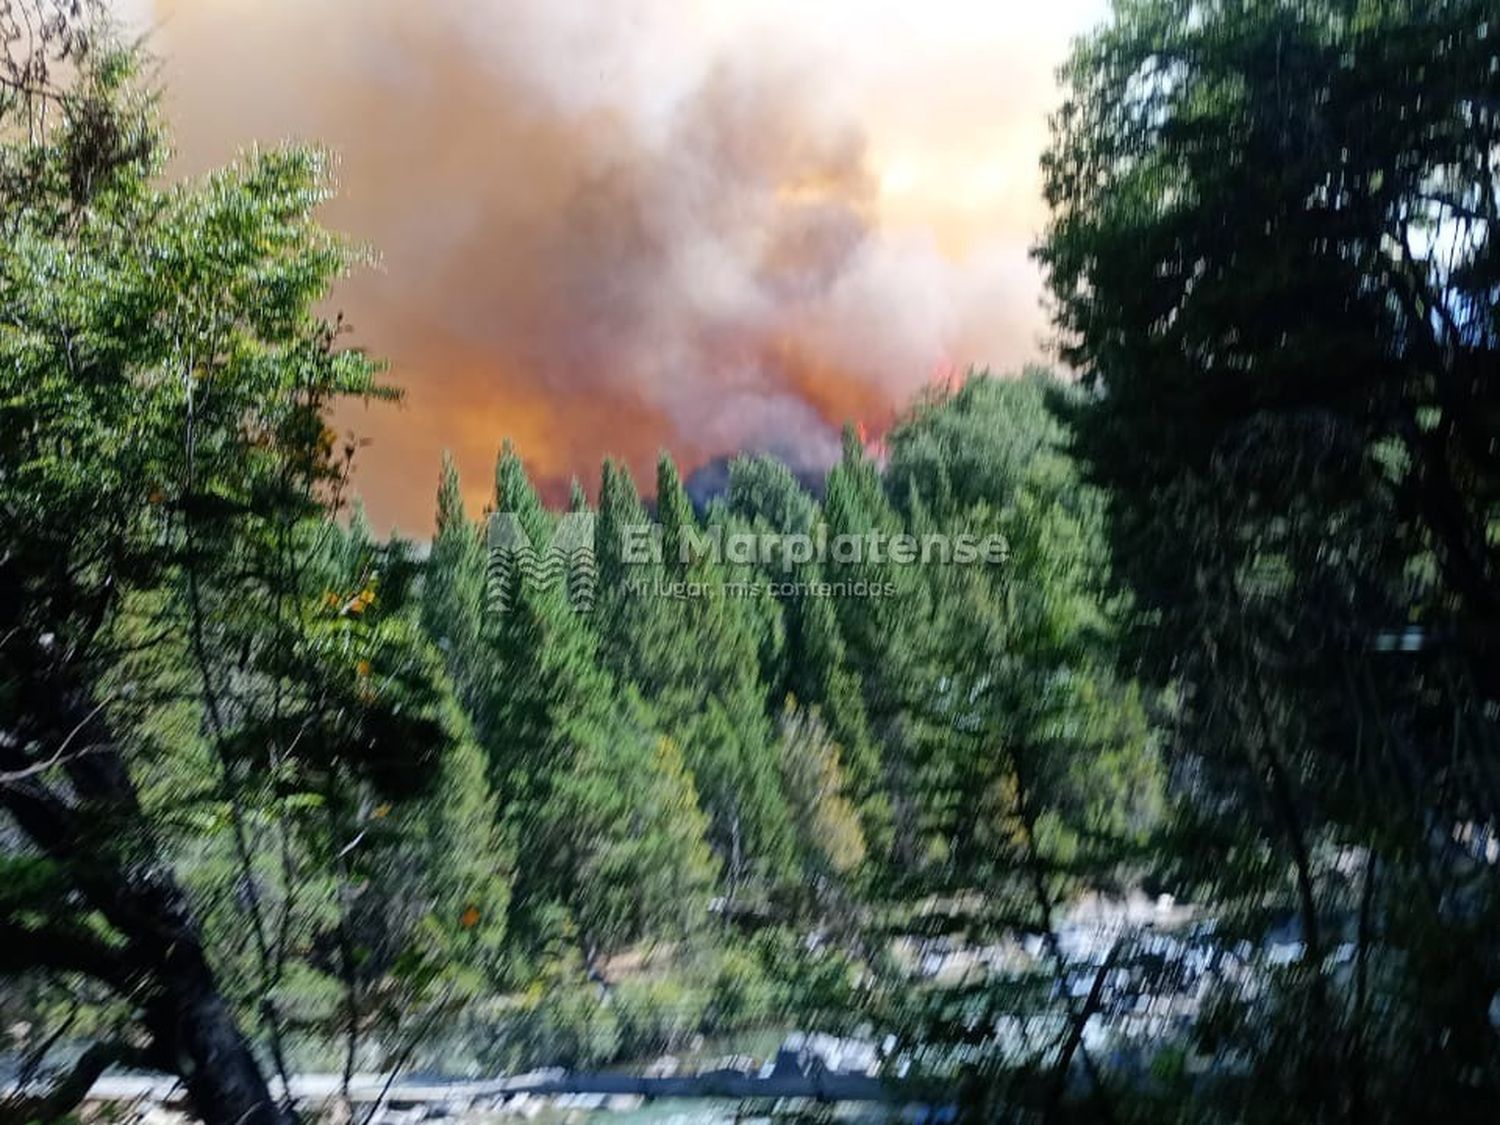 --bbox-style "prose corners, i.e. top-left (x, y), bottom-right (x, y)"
top-left (648, 455), bottom-right (797, 886)
top-left (479, 451), bottom-right (716, 960)
top-left (593, 458), bottom-right (657, 679)
top-left (422, 453), bottom-right (487, 702)
top-left (822, 425), bottom-right (933, 864)
top-left (492, 440), bottom-right (551, 547)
